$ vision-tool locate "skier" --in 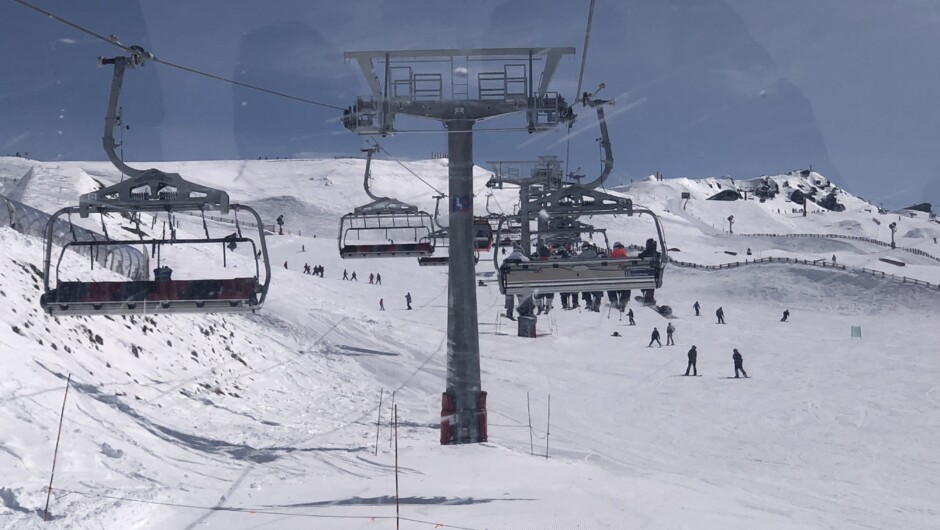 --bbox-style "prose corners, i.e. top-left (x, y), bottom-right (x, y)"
top-left (684, 345), bottom-right (698, 376)
top-left (693, 301), bottom-right (700, 316)
top-left (369, 273), bottom-right (375, 284)
top-left (375, 273), bottom-right (382, 285)
top-left (343, 269), bottom-right (349, 281)
top-left (832, 254), bottom-right (837, 264)
top-left (379, 298), bottom-right (385, 311)
top-left (283, 261), bottom-right (288, 270)
top-left (301, 245), bottom-right (305, 252)
top-left (666, 322), bottom-right (676, 346)
top-left (351, 271), bottom-right (358, 281)
top-left (303, 263), bottom-right (310, 274)
top-left (405, 292), bottom-right (412, 310)
top-left (781, 309), bottom-right (790, 322)
top-left (716, 306), bottom-right (725, 324)
top-left (732, 348), bottom-right (748, 378)
top-left (627, 308), bottom-right (635, 326)
top-left (648, 327), bottom-right (662, 348)
top-left (276, 214), bottom-right (285, 235)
